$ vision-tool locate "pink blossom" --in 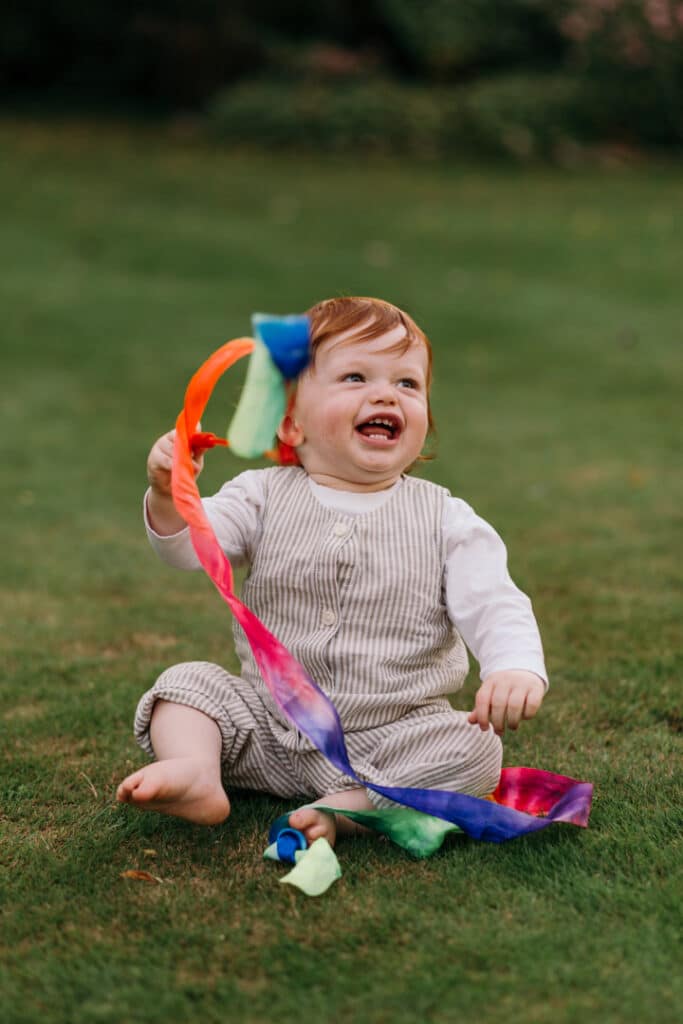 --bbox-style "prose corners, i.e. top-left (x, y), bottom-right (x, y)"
top-left (560, 7), bottom-right (604, 41)
top-left (645, 0), bottom-right (675, 37)
top-left (619, 24), bottom-right (652, 65)
top-left (560, 12), bottom-right (591, 40)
